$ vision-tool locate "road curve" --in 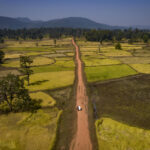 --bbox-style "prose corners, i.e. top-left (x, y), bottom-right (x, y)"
top-left (70, 39), bottom-right (92, 150)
